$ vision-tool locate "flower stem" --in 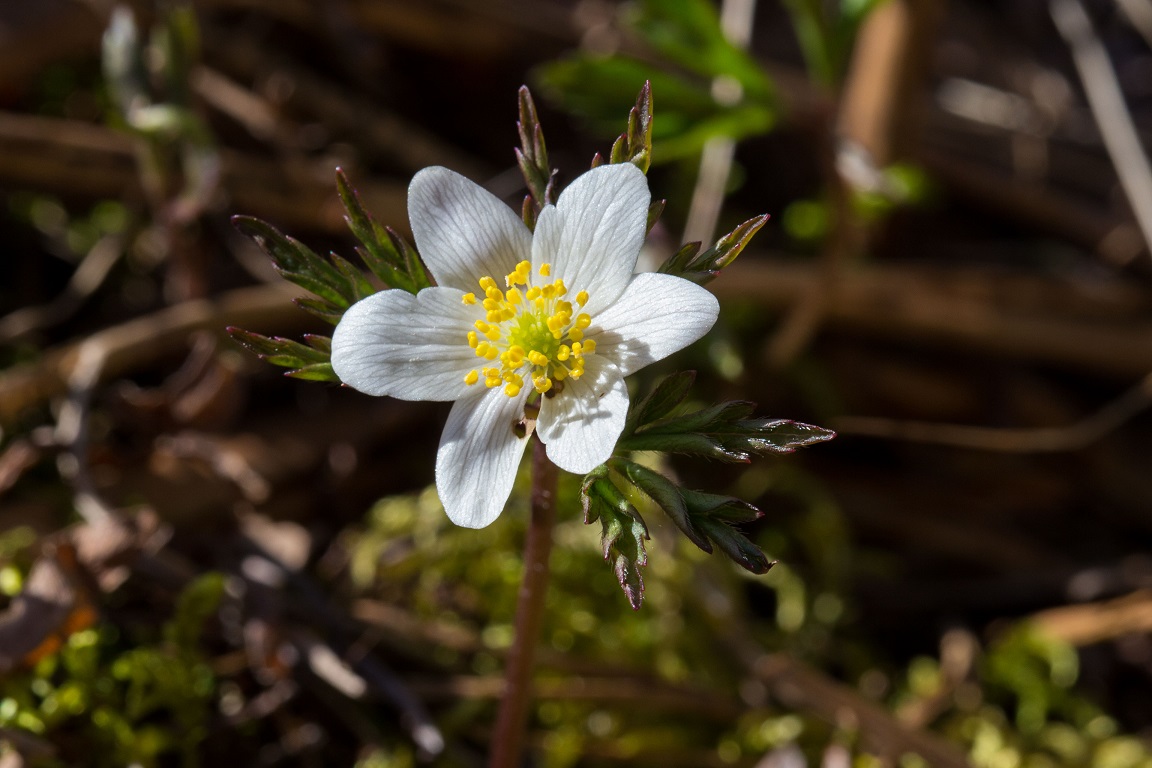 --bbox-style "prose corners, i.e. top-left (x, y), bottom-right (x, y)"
top-left (488, 436), bottom-right (558, 768)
